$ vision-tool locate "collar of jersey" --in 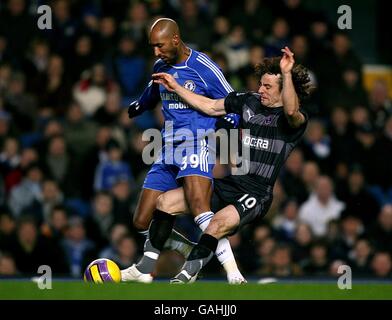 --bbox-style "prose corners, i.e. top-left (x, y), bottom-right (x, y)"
top-left (262, 105), bottom-right (284, 113)
top-left (169, 48), bottom-right (193, 69)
